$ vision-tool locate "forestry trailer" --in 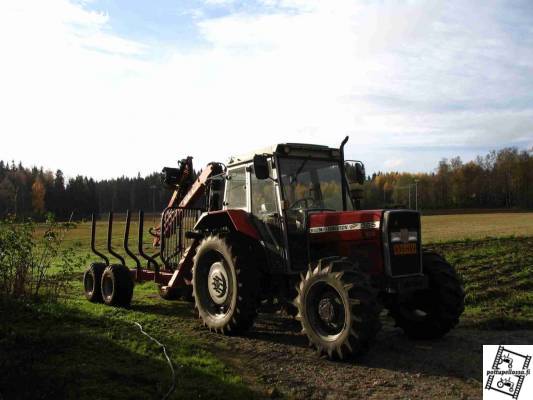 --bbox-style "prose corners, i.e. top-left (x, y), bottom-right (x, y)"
top-left (83, 137), bottom-right (464, 360)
